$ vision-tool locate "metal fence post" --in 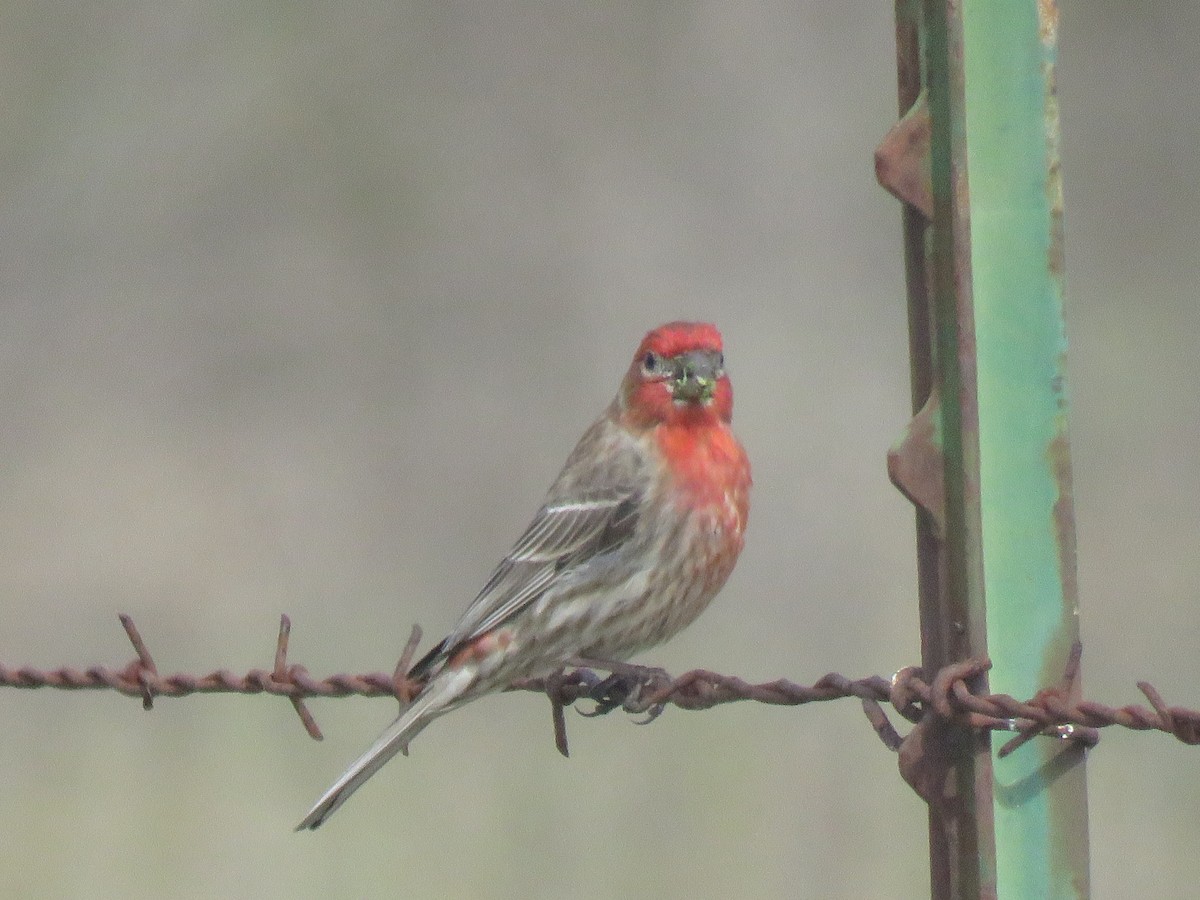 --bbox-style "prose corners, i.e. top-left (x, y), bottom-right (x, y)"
top-left (877, 1), bottom-right (1091, 897)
